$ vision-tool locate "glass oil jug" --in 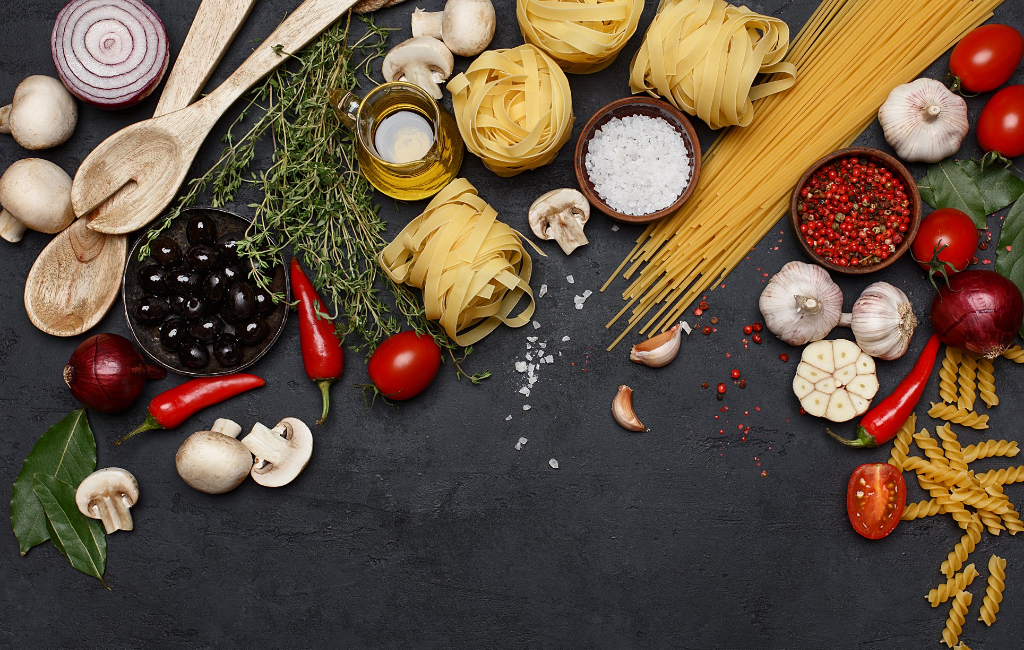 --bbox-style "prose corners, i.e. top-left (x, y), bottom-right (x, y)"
top-left (331, 82), bottom-right (464, 201)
